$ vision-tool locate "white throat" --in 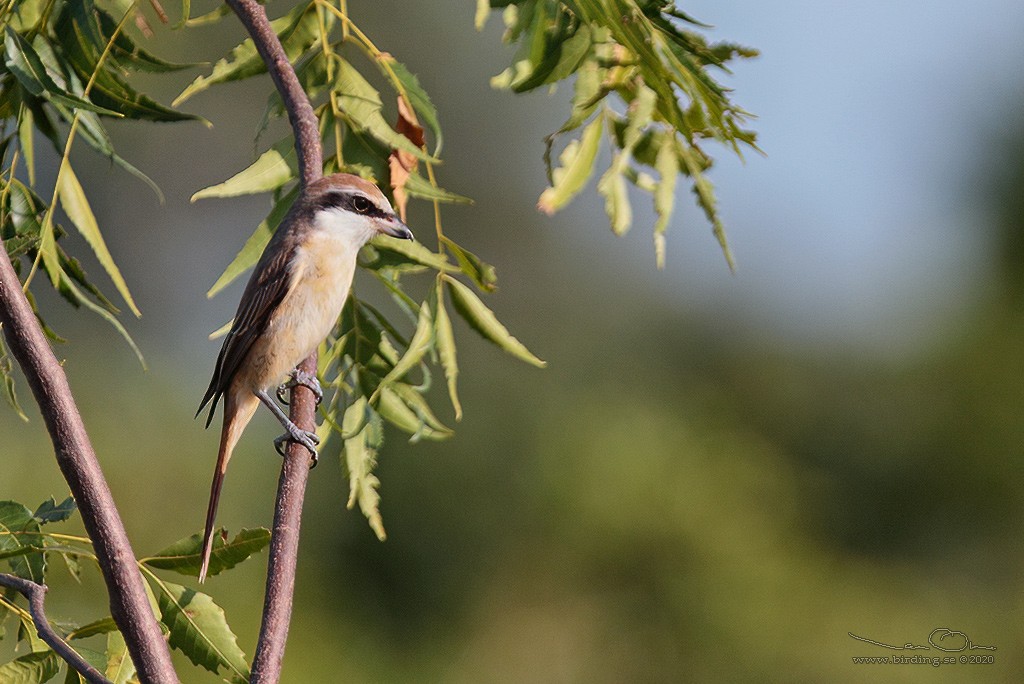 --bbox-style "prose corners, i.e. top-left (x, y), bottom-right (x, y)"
top-left (313, 207), bottom-right (376, 250)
